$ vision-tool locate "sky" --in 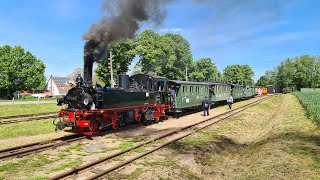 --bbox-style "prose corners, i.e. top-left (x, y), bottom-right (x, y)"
top-left (1, 0), bottom-right (320, 82)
